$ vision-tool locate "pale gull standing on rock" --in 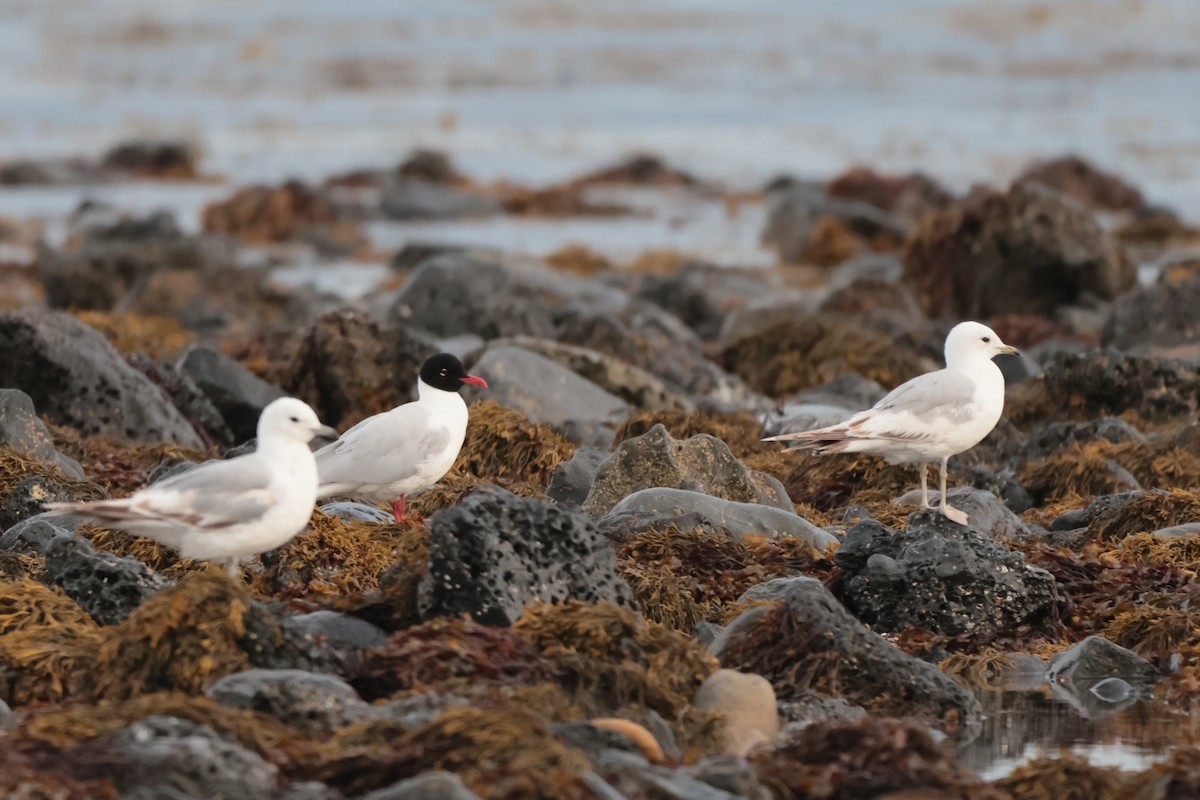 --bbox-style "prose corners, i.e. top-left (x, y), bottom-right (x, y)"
top-left (45, 397), bottom-right (337, 576)
top-left (315, 353), bottom-right (487, 524)
top-left (763, 321), bottom-right (1018, 525)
